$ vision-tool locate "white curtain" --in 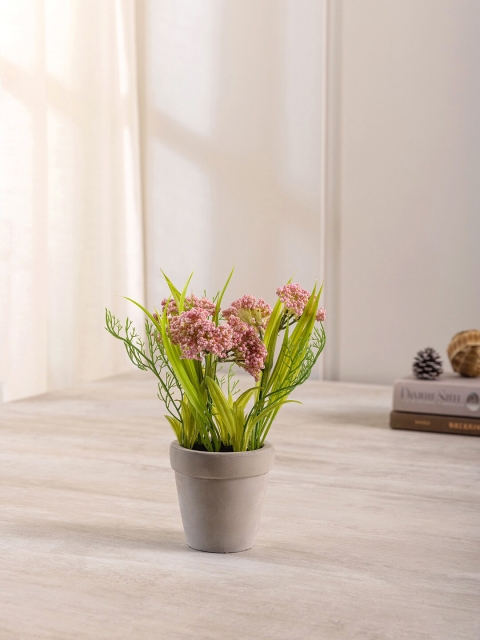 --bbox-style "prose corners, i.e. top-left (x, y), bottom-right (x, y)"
top-left (0, 0), bottom-right (144, 401)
